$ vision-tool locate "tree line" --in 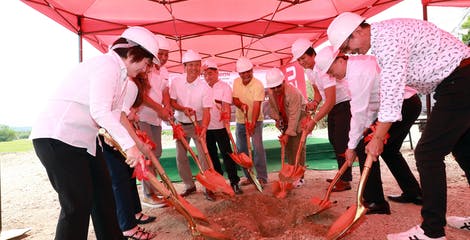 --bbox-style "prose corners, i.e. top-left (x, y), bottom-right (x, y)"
top-left (0, 125), bottom-right (30, 142)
